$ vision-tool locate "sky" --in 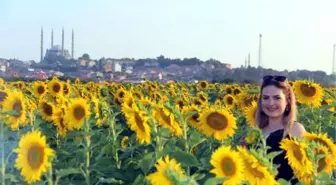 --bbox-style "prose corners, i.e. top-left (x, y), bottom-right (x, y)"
top-left (0, 0), bottom-right (335, 74)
